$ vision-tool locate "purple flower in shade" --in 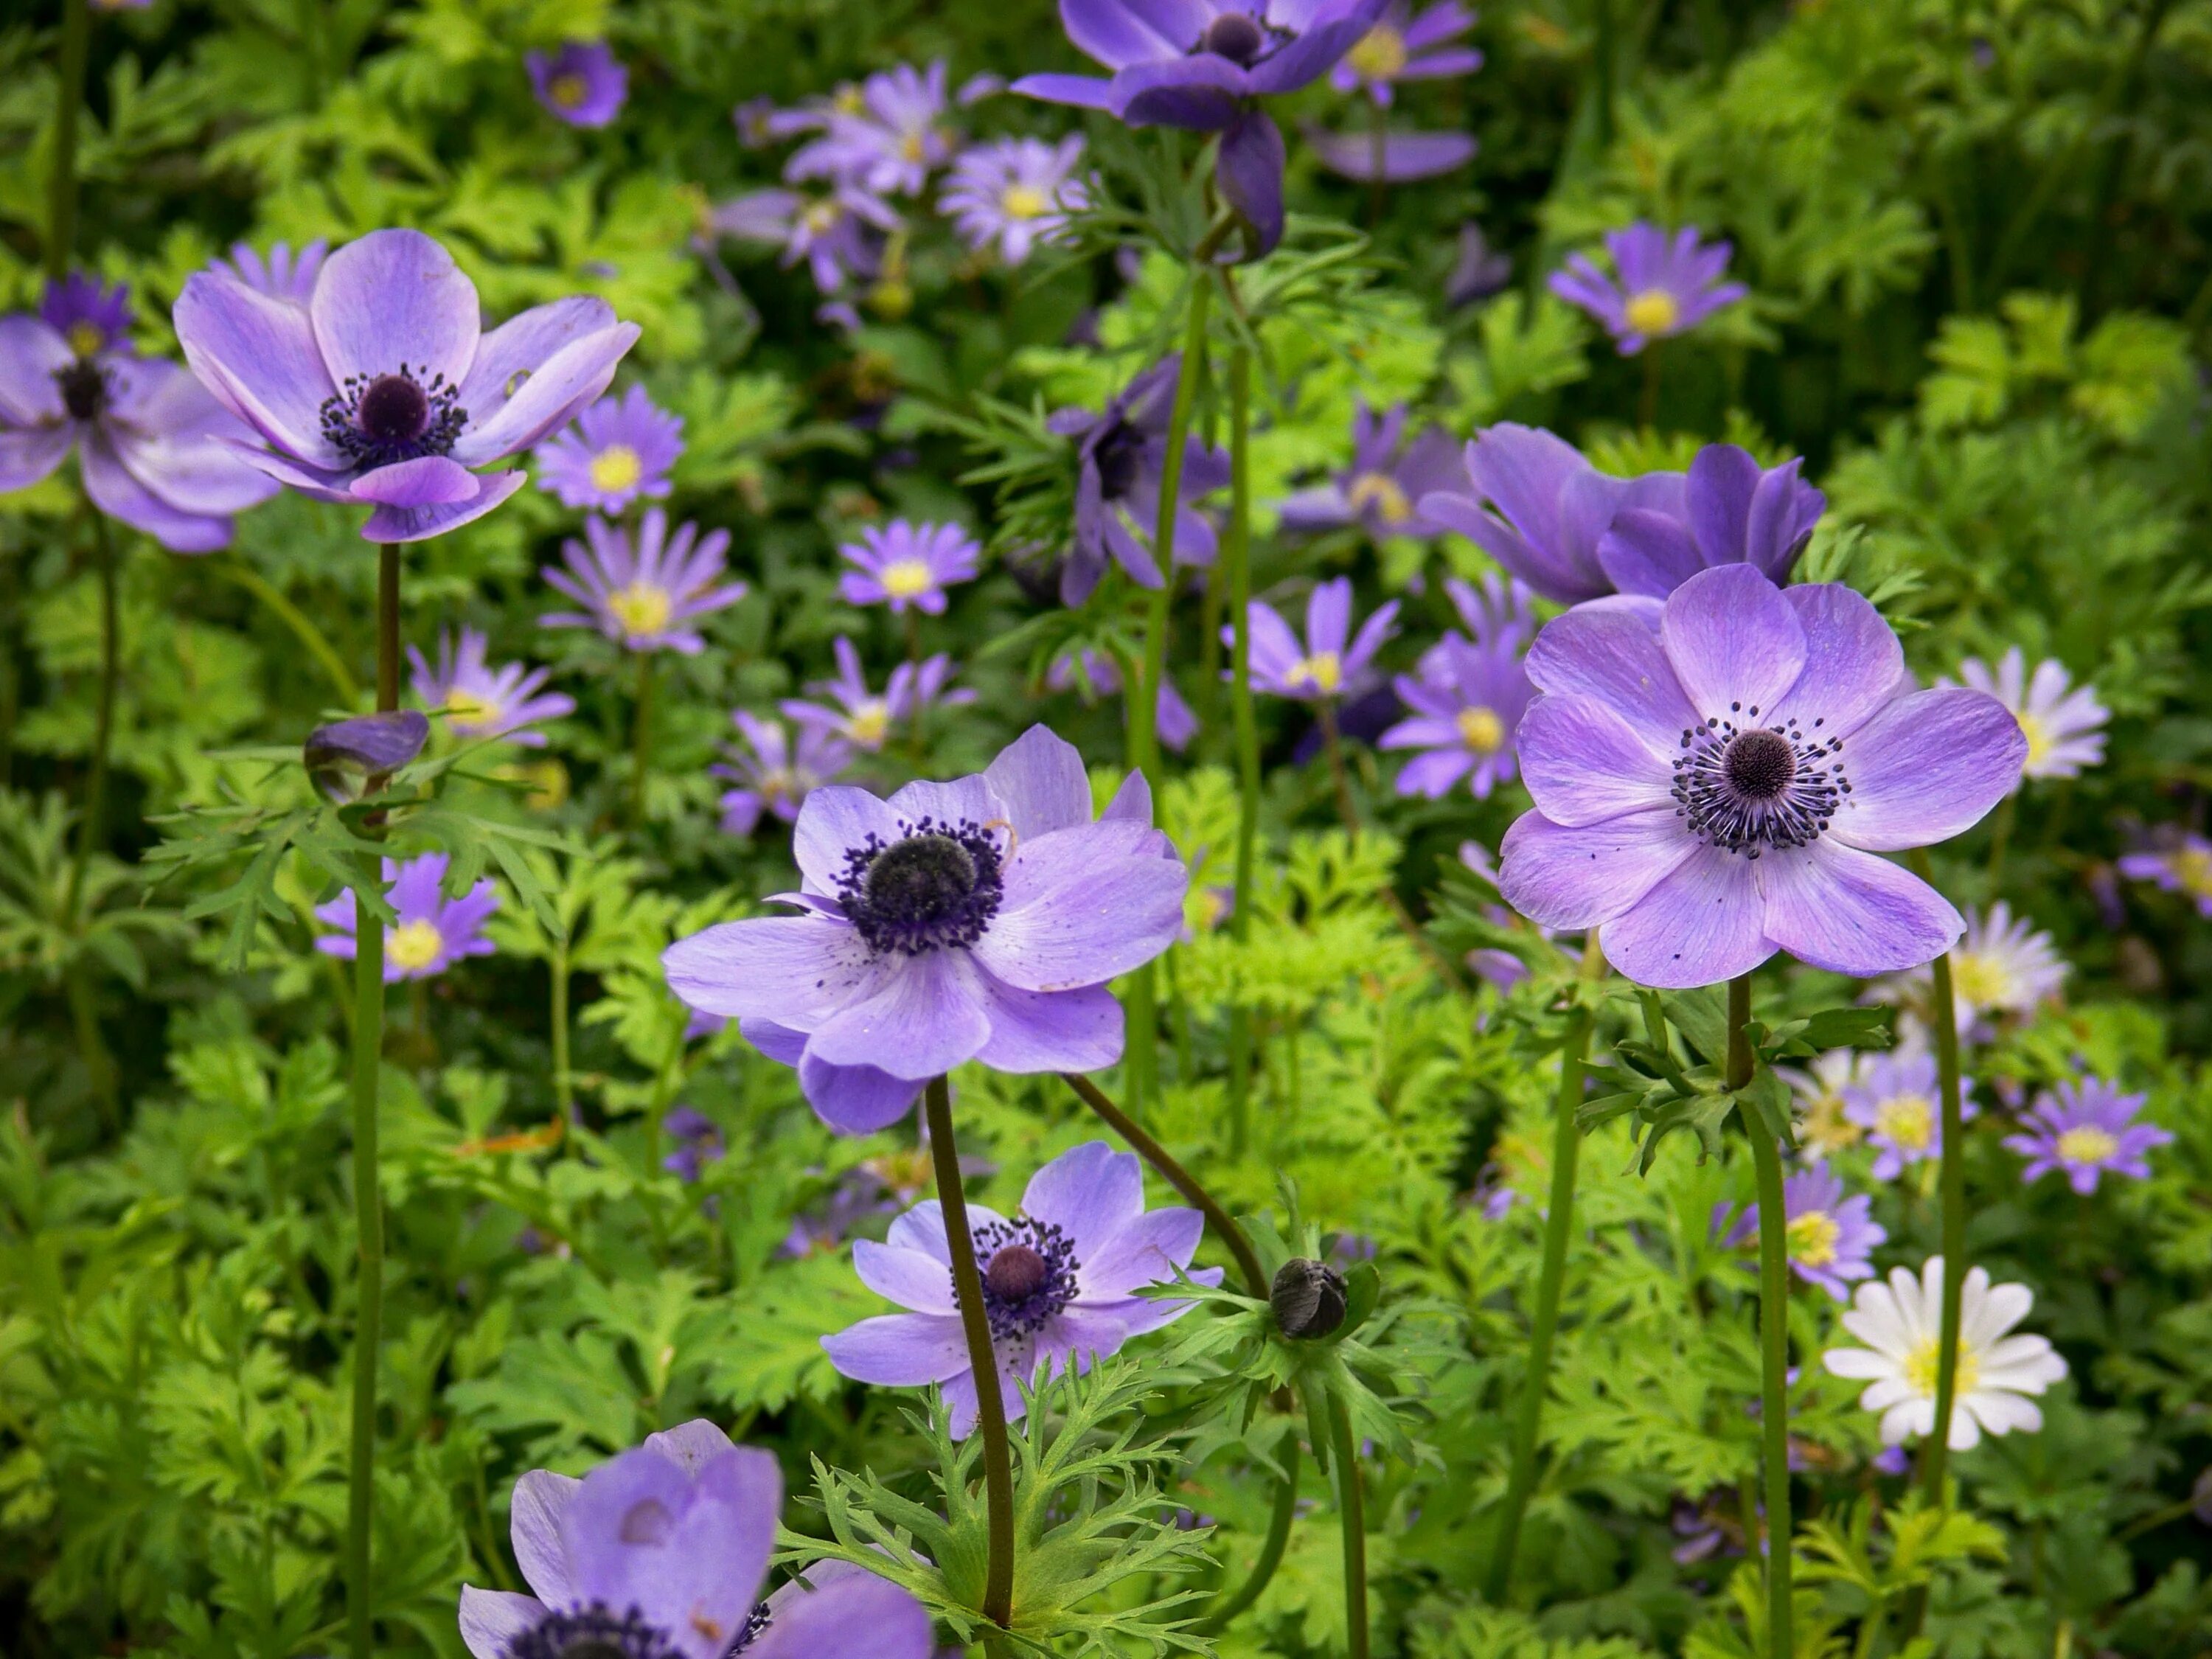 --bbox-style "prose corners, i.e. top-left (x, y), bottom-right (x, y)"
top-left (1304, 125), bottom-right (1477, 181)
top-left (174, 228), bottom-right (640, 543)
top-left (1, 276), bottom-right (278, 552)
top-left (1939, 647), bottom-right (2107, 785)
top-left (1445, 222), bottom-right (1514, 308)
top-left (526, 41), bottom-right (629, 128)
top-left (1047, 648), bottom-right (1200, 754)
top-left (785, 637), bottom-right (975, 754)
top-left (1419, 423), bottom-right (1683, 604)
top-left (788, 61), bottom-right (955, 197)
top-left (780, 1167), bottom-right (894, 1257)
top-left (456, 1420), bottom-right (933, 1659)
top-left (1237, 576), bottom-right (1399, 702)
top-left (662, 726), bottom-right (1189, 1135)
top-left (837, 520), bottom-right (981, 615)
top-left (708, 187), bottom-right (900, 294)
top-left (715, 712), bottom-right (852, 837)
top-left (1330, 0), bottom-right (1481, 101)
top-left (218, 240), bottom-right (328, 303)
top-left (1380, 632), bottom-right (1531, 799)
top-left (1721, 1167), bottom-right (1887, 1301)
top-left (1592, 443), bottom-right (1826, 599)
top-left (408, 626), bottom-right (574, 745)
top-left (2003, 1077), bottom-right (2171, 1194)
top-left (1843, 1051), bottom-right (1977, 1181)
top-left (314, 852), bottom-right (499, 982)
top-left (820, 1141), bottom-right (1222, 1436)
top-left (1278, 403), bottom-right (1467, 539)
top-left (661, 1105), bottom-right (726, 1182)
top-left (534, 385), bottom-right (684, 513)
top-left (1549, 222), bottom-right (1749, 356)
top-left (942, 136), bottom-right (1089, 265)
top-left (1903, 900), bottom-right (2067, 1034)
top-left (2118, 831), bottom-right (2212, 917)
top-left (1495, 564), bottom-right (2027, 989)
top-left (1049, 355), bottom-right (1230, 604)
top-left (541, 508), bottom-right (747, 653)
